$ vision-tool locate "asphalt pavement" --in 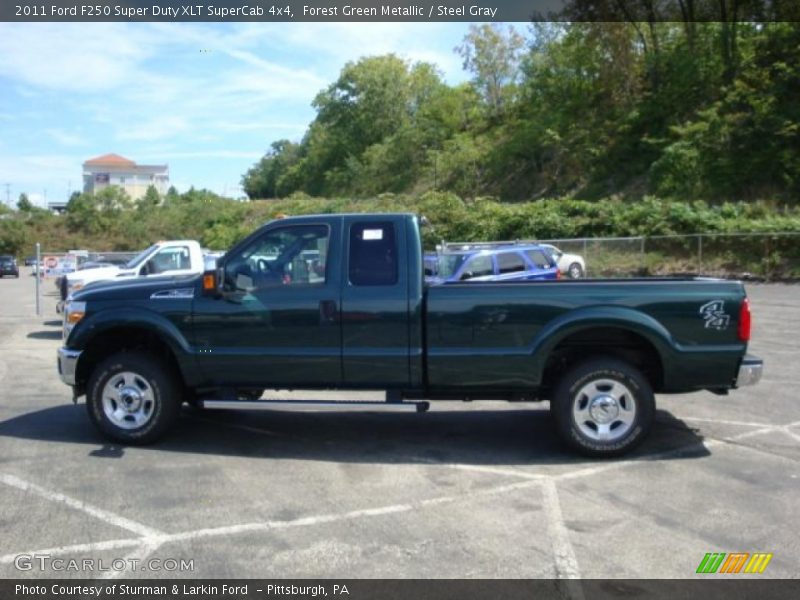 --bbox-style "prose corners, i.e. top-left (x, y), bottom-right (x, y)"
top-left (0, 270), bottom-right (797, 579)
